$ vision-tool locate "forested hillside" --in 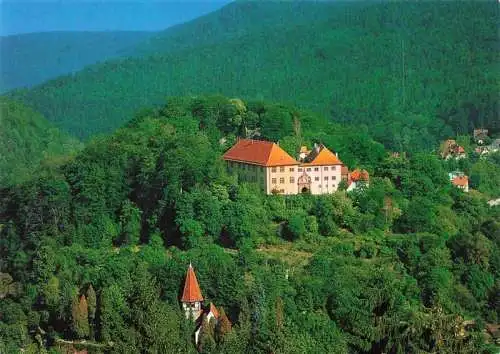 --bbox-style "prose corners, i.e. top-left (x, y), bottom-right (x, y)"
top-left (0, 31), bottom-right (152, 92)
top-left (7, 1), bottom-right (498, 151)
top-left (0, 98), bottom-right (82, 186)
top-left (1, 96), bottom-right (499, 353)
